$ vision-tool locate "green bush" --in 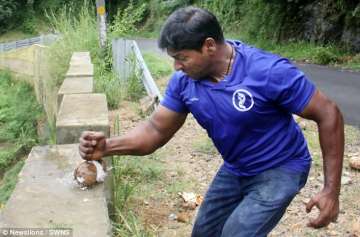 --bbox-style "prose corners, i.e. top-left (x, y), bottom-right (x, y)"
top-left (312, 47), bottom-right (340, 65)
